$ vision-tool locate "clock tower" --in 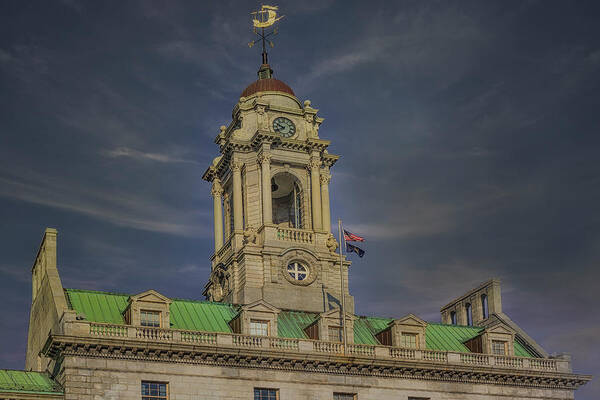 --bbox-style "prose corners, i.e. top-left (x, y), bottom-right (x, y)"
top-left (202, 61), bottom-right (353, 314)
